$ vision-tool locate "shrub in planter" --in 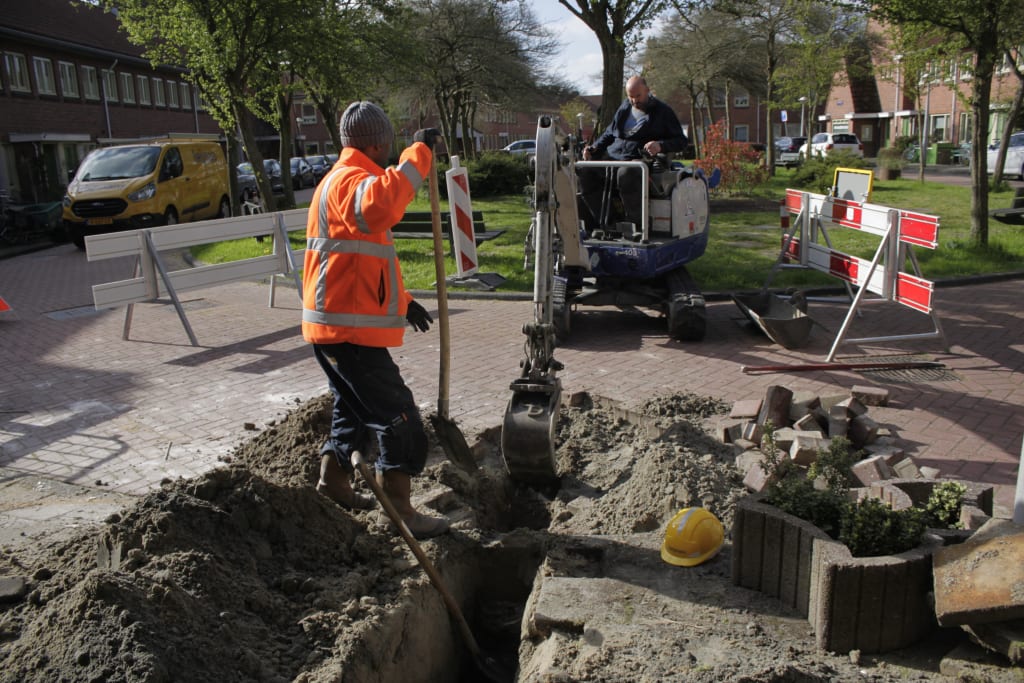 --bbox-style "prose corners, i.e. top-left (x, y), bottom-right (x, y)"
top-left (732, 432), bottom-right (975, 653)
